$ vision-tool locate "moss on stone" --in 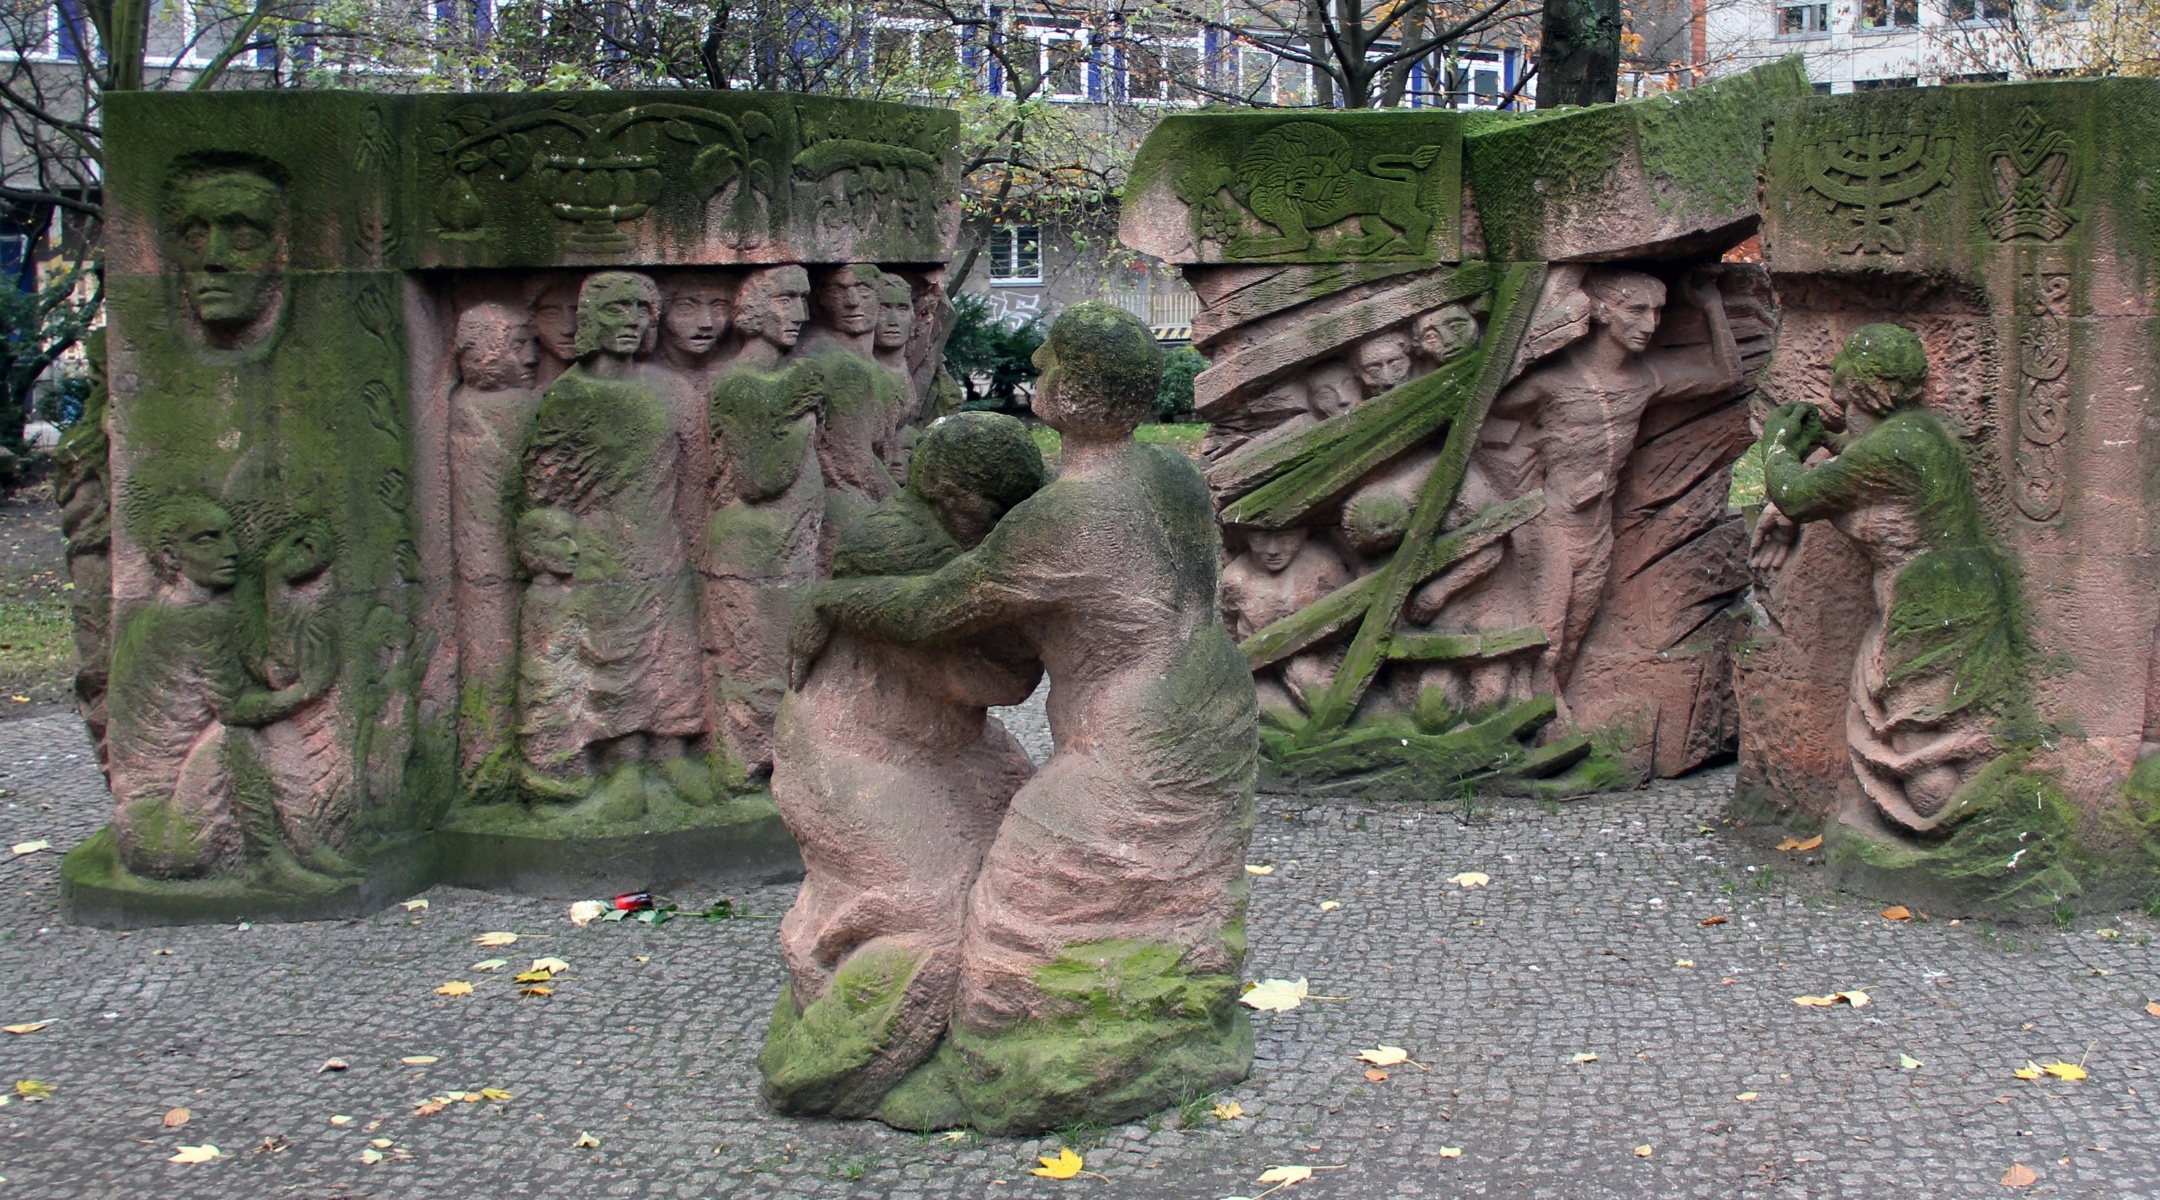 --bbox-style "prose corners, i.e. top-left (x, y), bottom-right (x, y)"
top-left (1832, 755), bottom-right (2082, 915)
top-left (760, 945), bottom-right (929, 1115)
